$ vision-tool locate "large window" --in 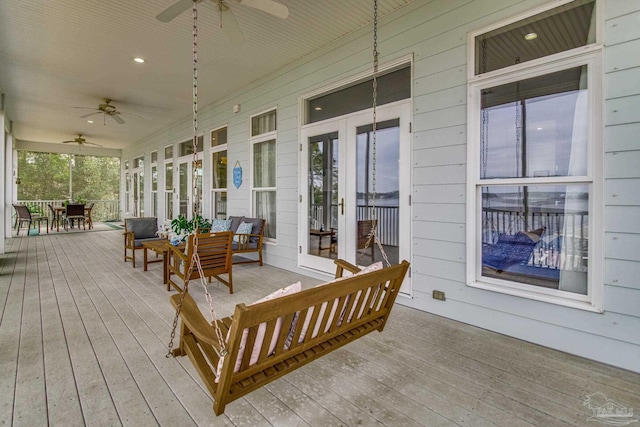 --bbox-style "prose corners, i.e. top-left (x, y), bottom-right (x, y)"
top-left (467, 0), bottom-right (602, 311)
top-left (210, 127), bottom-right (228, 220)
top-left (251, 109), bottom-right (277, 239)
